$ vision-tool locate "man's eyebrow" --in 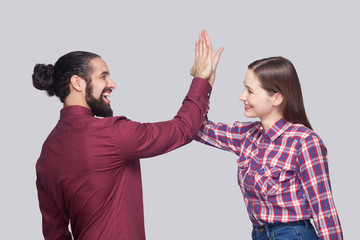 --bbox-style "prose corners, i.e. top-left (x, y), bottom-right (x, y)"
top-left (100, 71), bottom-right (110, 76)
